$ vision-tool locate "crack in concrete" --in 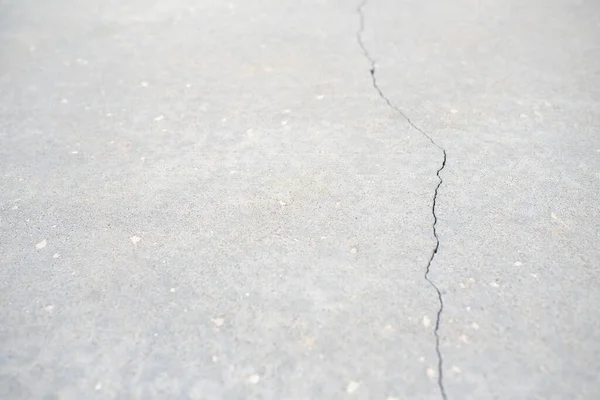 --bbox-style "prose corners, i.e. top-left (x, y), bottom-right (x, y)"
top-left (356, 2), bottom-right (448, 399)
